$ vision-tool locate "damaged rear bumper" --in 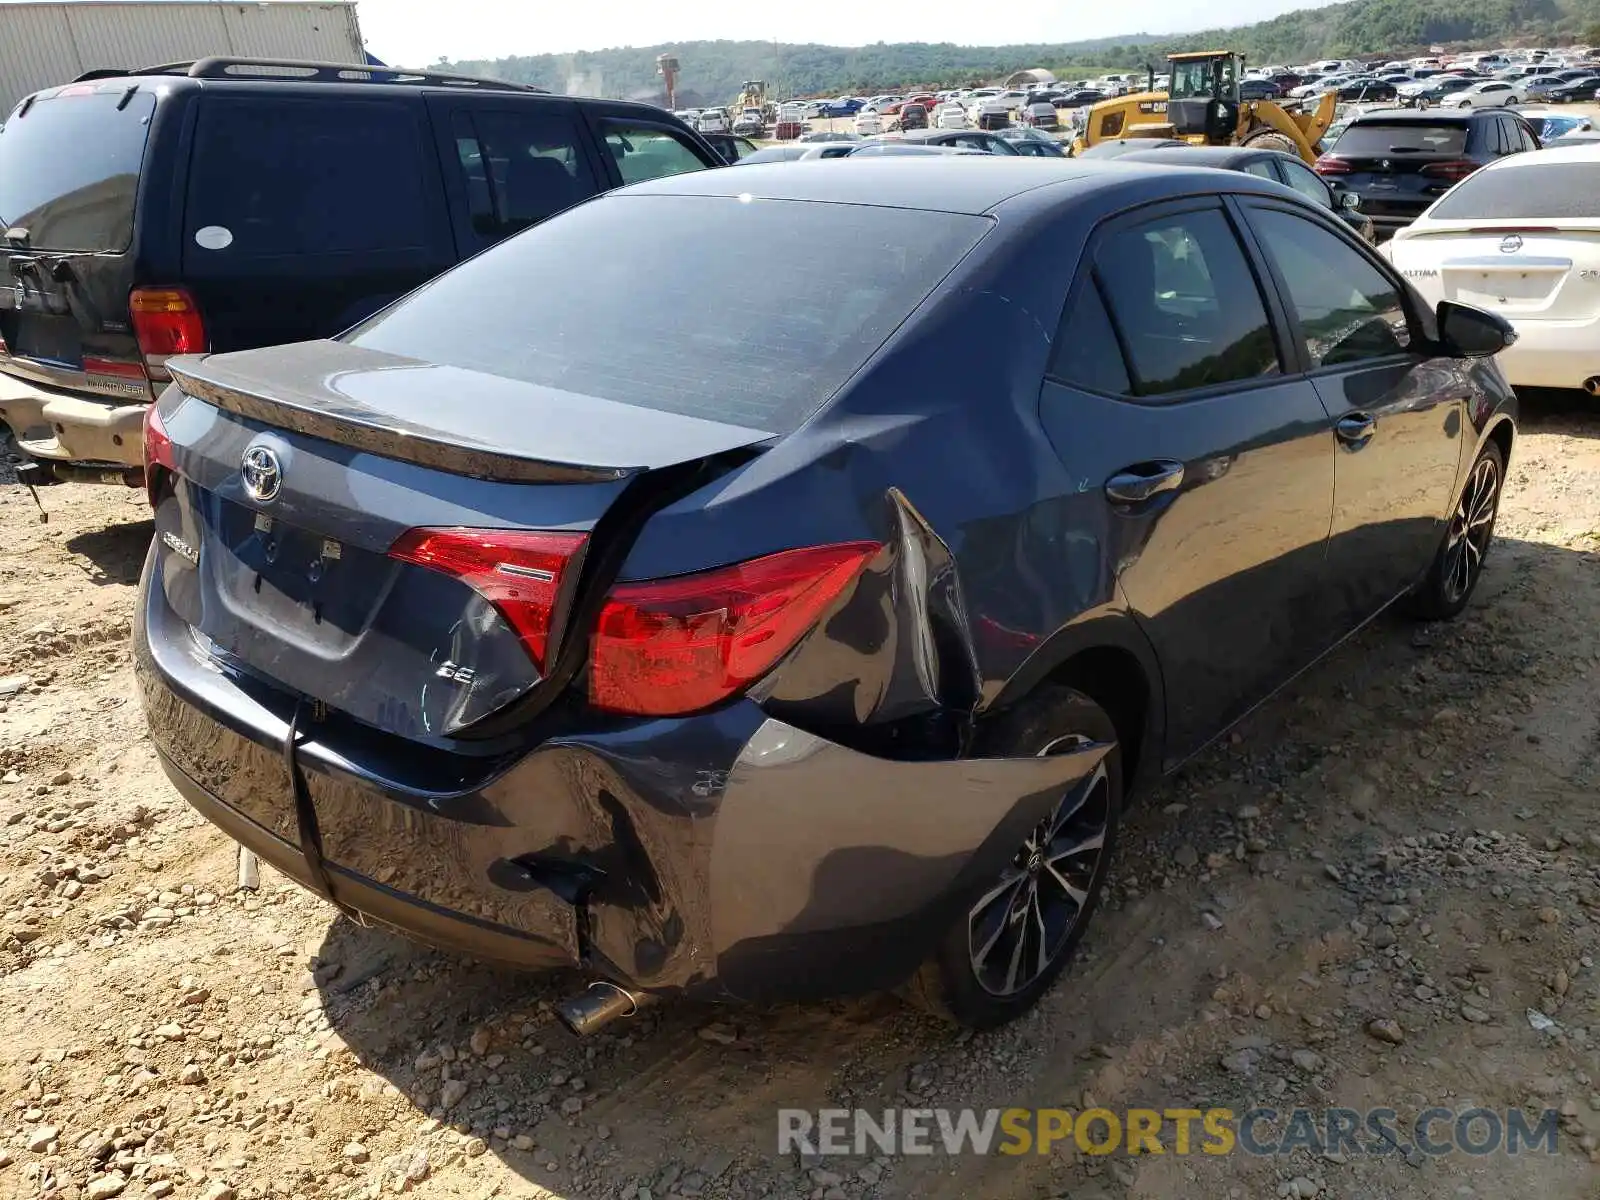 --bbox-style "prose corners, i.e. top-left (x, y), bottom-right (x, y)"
top-left (134, 555), bottom-right (1108, 1003)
